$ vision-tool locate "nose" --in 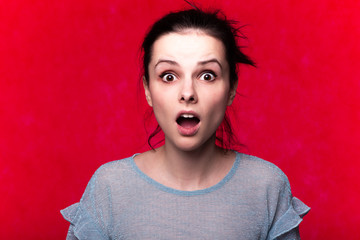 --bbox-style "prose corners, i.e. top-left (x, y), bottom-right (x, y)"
top-left (179, 77), bottom-right (197, 103)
